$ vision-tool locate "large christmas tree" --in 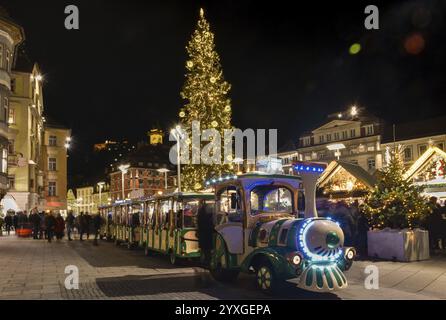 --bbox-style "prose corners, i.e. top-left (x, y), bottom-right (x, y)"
top-left (362, 145), bottom-right (431, 229)
top-left (179, 8), bottom-right (234, 191)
